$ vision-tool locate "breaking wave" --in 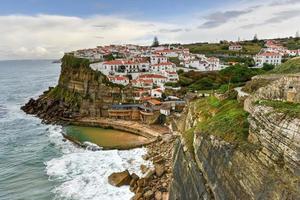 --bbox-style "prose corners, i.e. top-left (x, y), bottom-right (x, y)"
top-left (45, 126), bottom-right (150, 200)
